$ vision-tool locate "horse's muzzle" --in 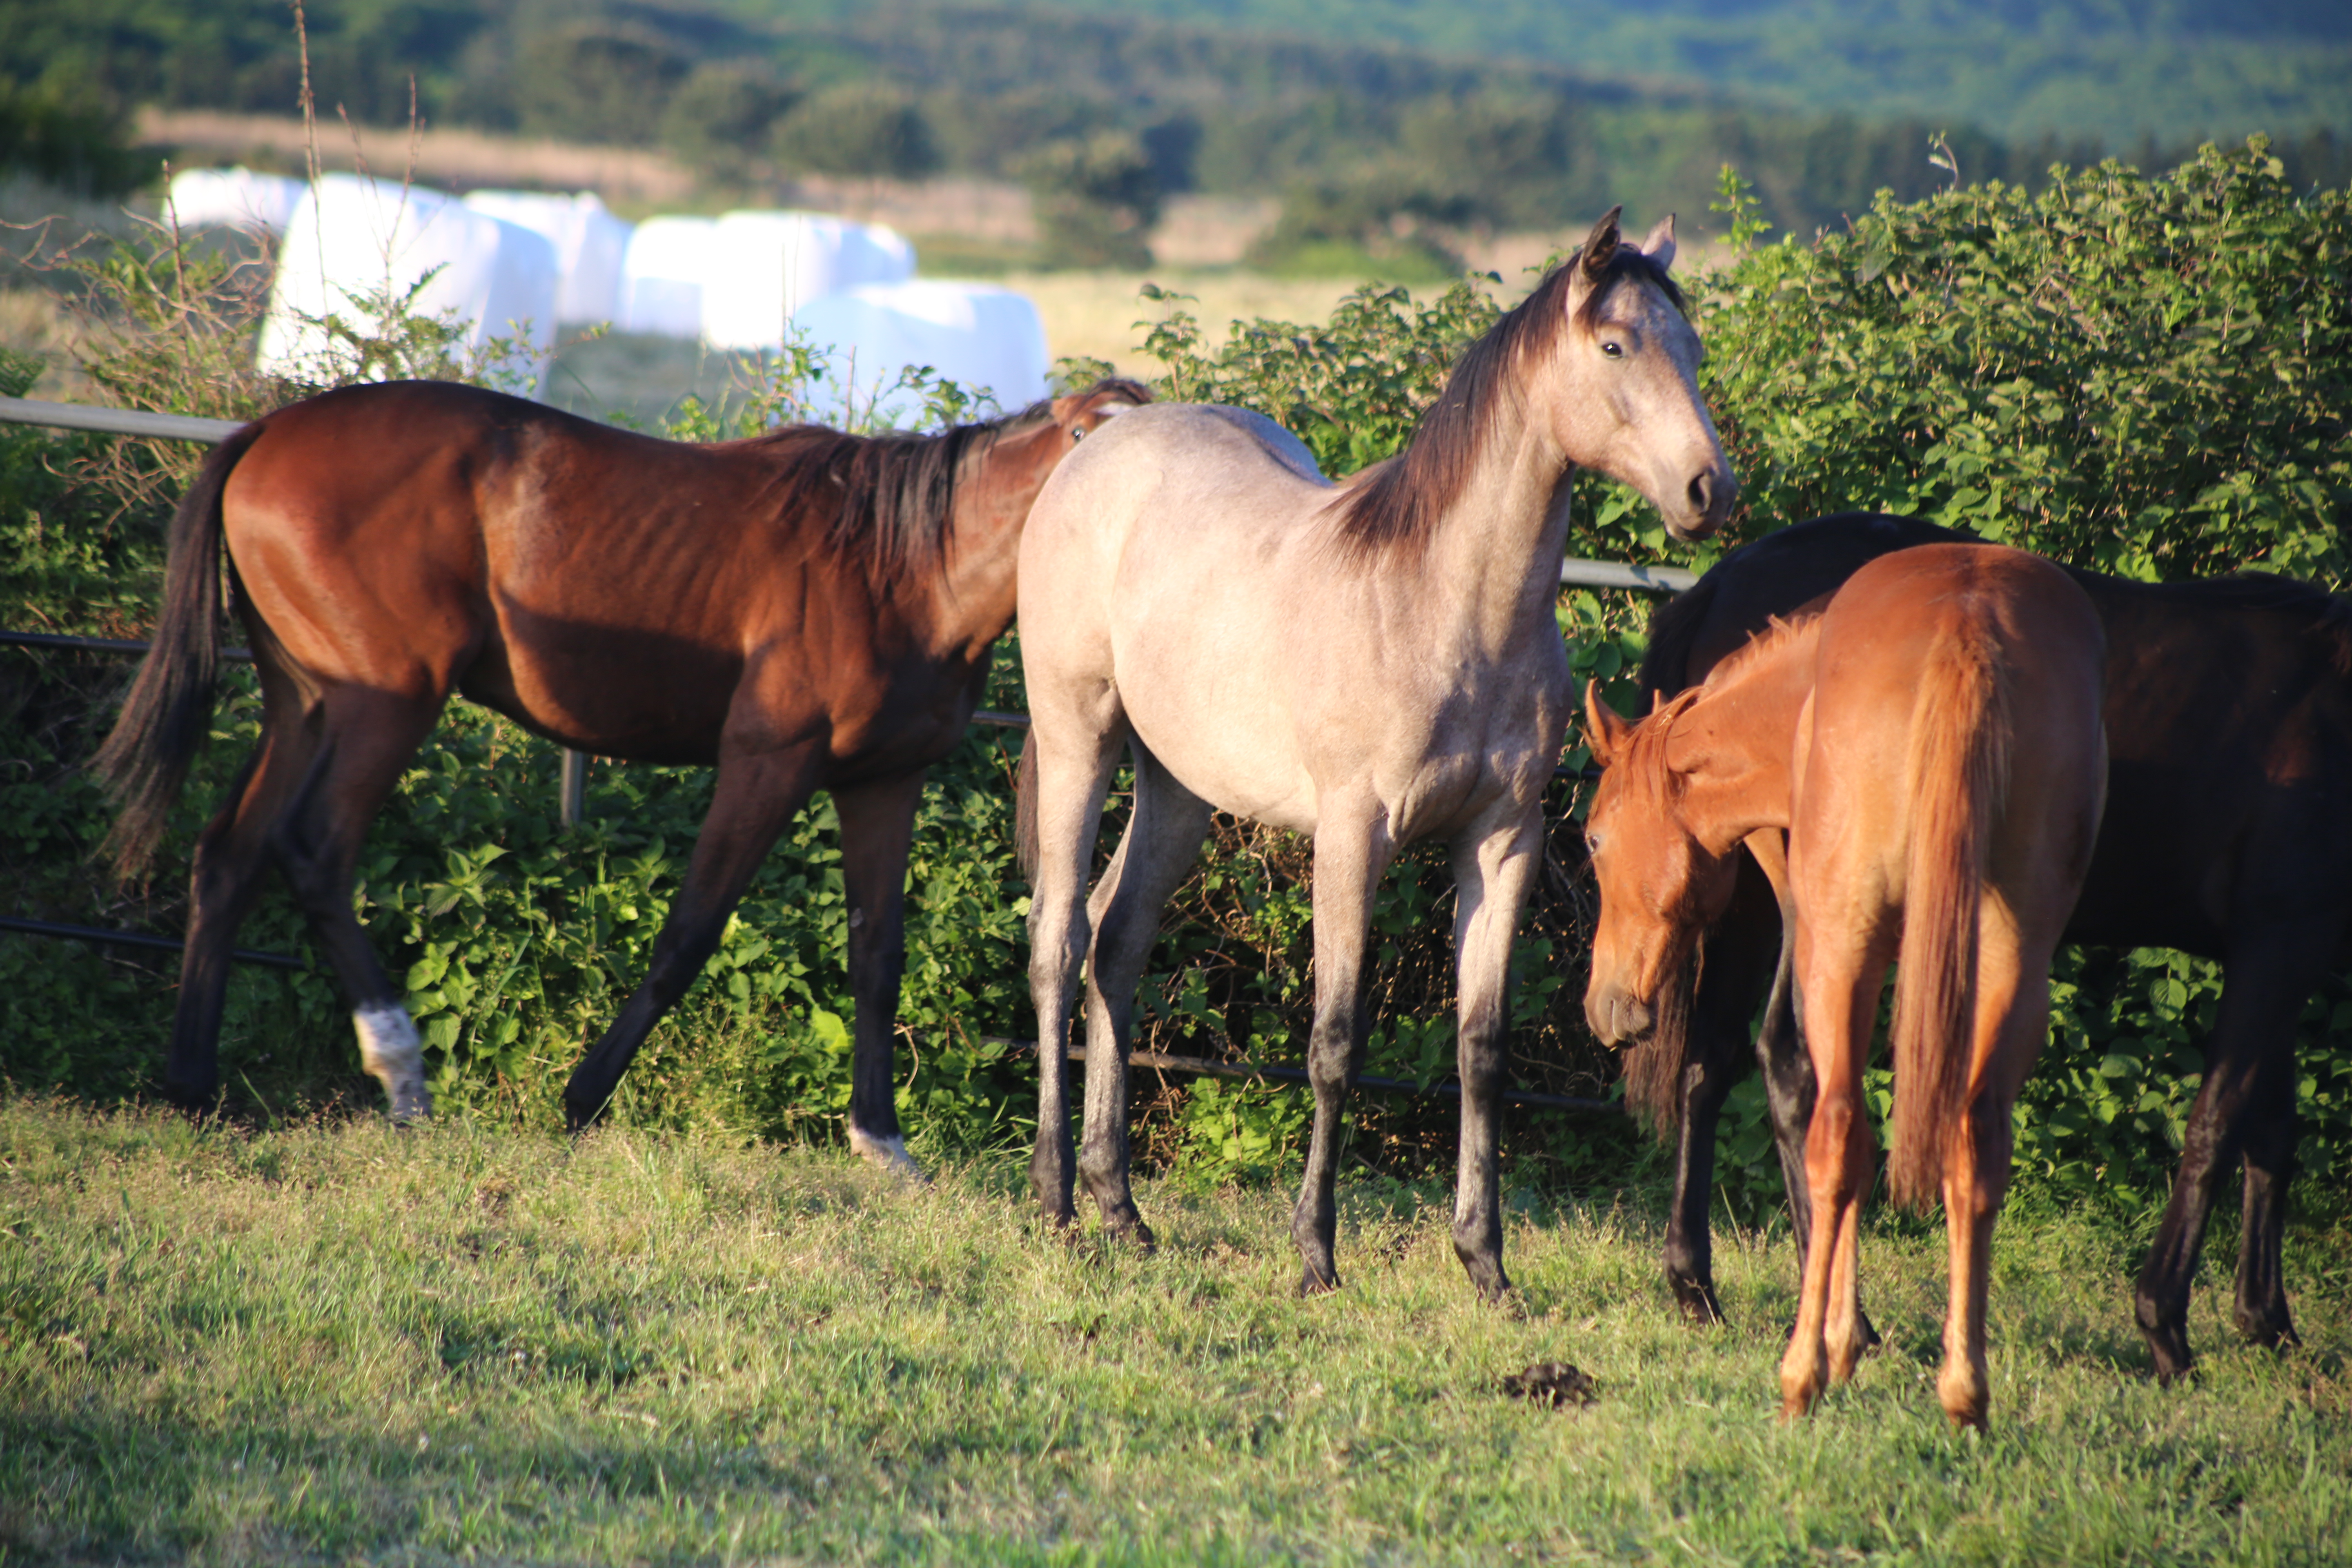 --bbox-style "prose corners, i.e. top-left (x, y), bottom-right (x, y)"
top-left (1584, 982), bottom-right (1654, 1046)
top-left (1665, 463), bottom-right (1737, 542)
